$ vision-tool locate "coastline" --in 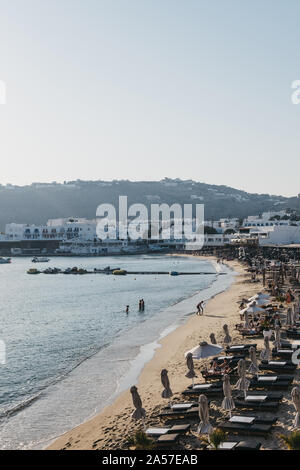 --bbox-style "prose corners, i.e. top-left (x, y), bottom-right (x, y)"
top-left (47, 256), bottom-right (246, 450)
